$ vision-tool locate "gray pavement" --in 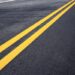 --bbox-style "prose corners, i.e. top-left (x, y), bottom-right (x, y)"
top-left (0, 0), bottom-right (75, 75)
